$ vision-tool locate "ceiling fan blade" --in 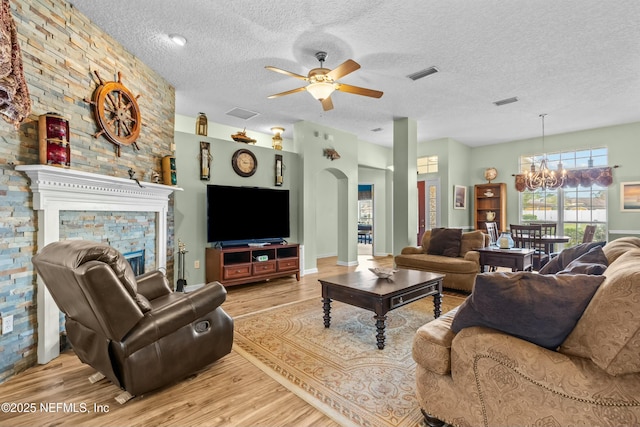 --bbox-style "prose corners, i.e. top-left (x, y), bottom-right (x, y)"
top-left (326, 59), bottom-right (360, 81)
top-left (321, 97), bottom-right (334, 111)
top-left (265, 66), bottom-right (308, 81)
top-left (267, 87), bottom-right (306, 98)
top-left (336, 83), bottom-right (383, 98)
